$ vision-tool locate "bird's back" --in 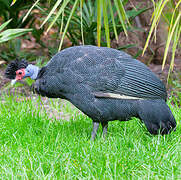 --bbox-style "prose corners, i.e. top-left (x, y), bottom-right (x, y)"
top-left (44, 45), bottom-right (131, 70)
top-left (37, 45), bottom-right (167, 100)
